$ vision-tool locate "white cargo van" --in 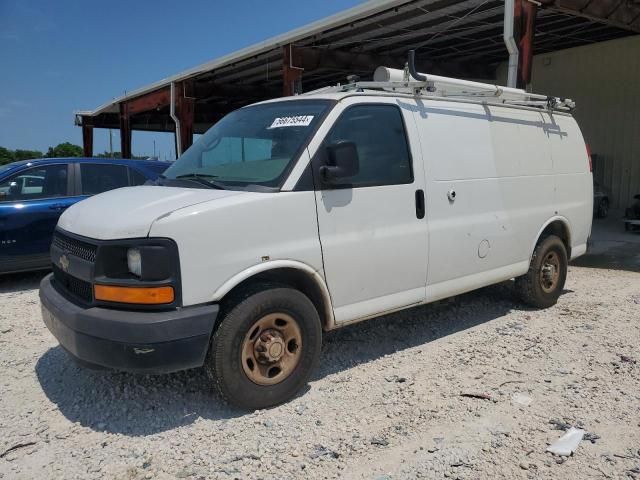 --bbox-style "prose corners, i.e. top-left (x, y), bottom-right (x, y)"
top-left (40, 64), bottom-right (592, 409)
